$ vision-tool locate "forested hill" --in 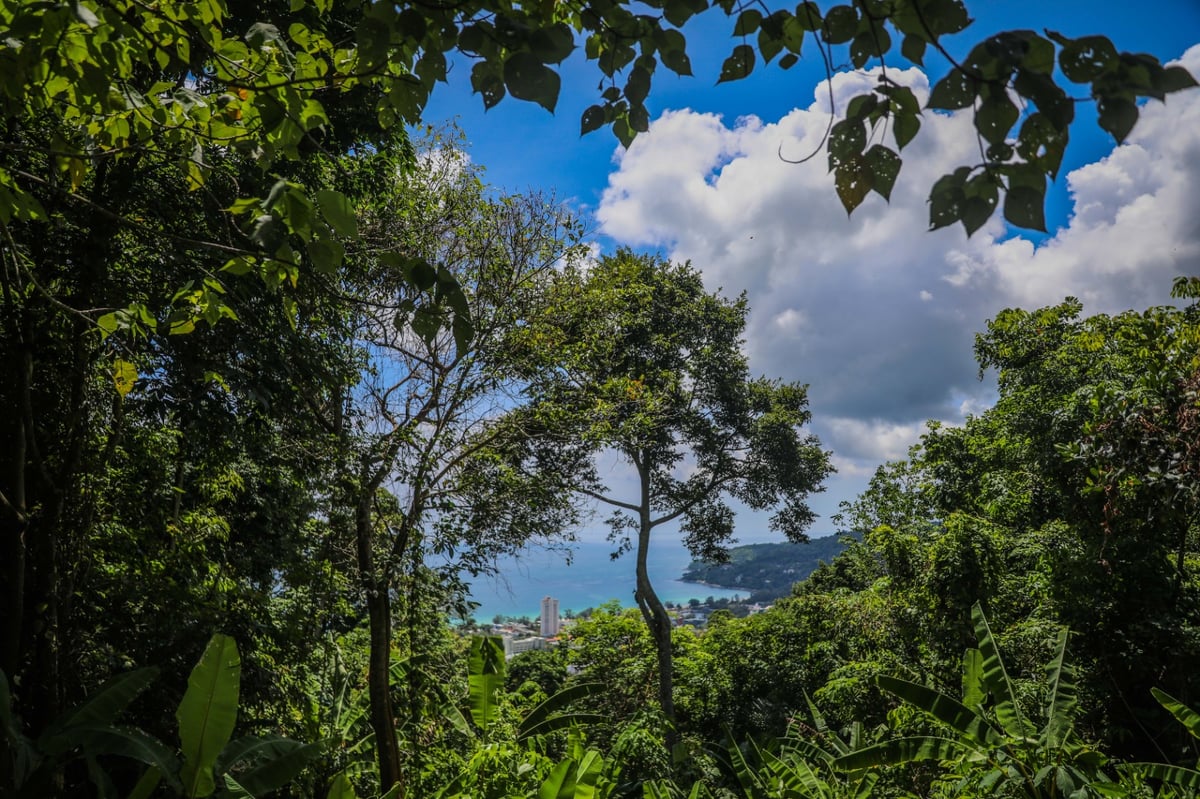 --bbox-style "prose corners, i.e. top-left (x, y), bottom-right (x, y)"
top-left (680, 535), bottom-right (851, 599)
